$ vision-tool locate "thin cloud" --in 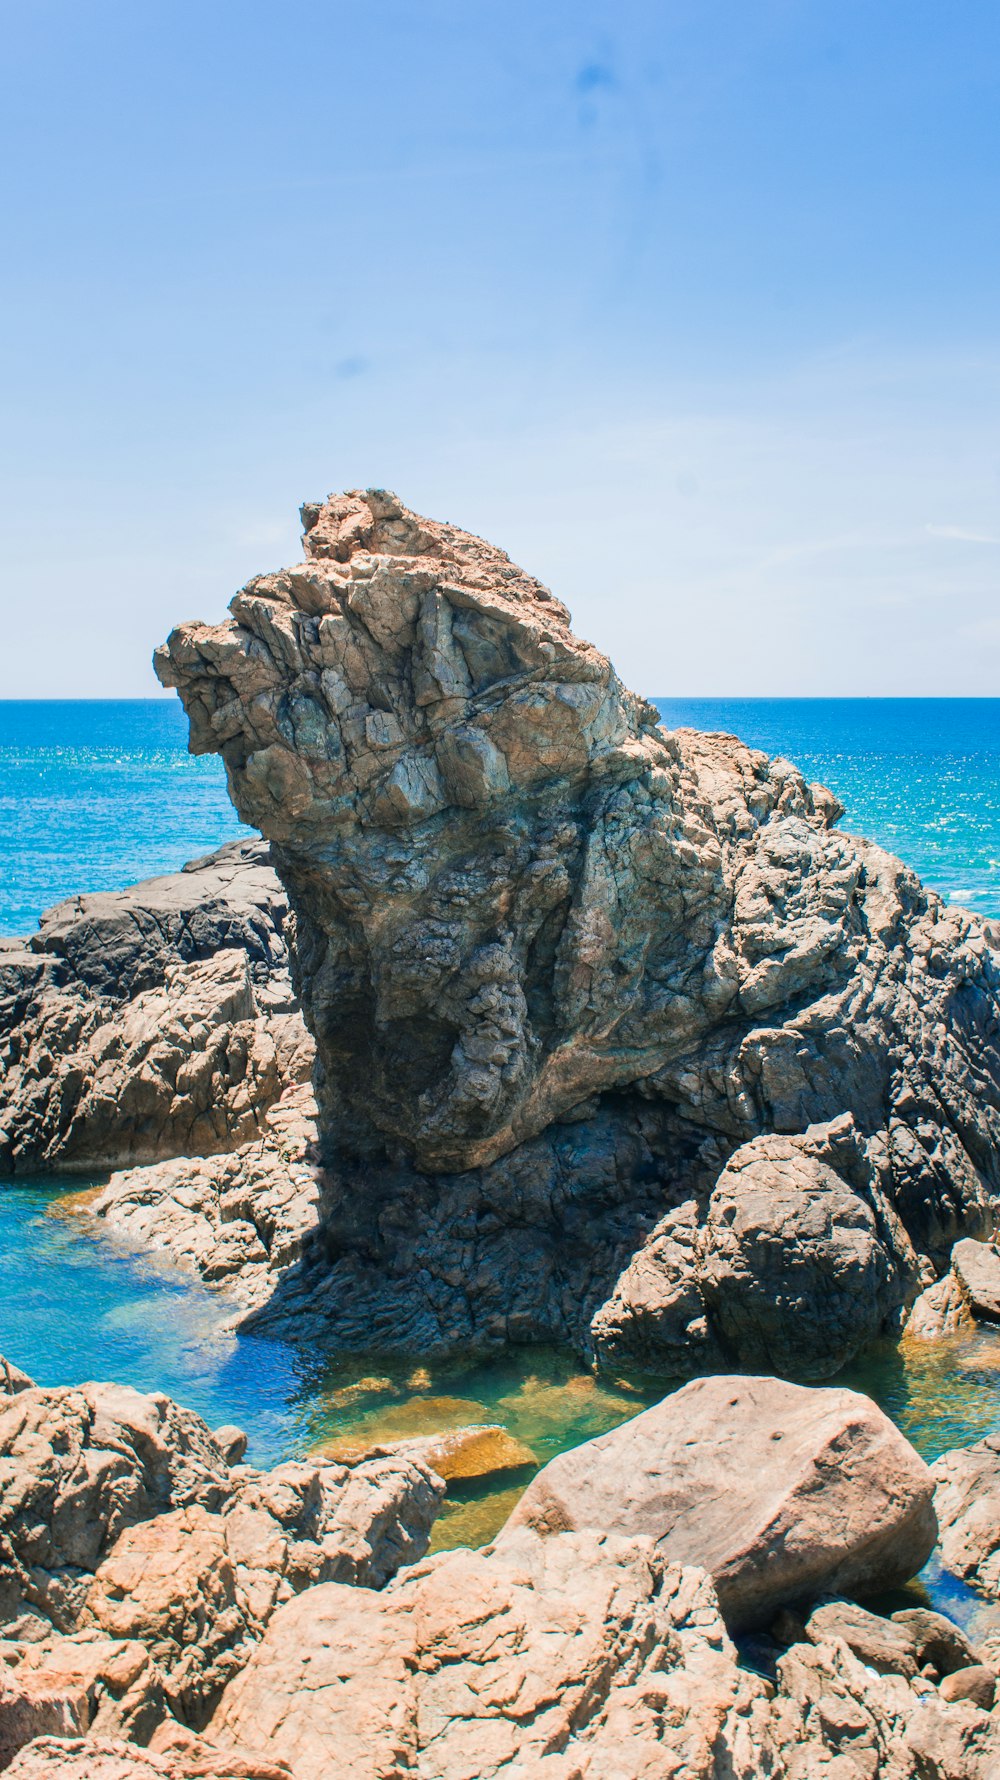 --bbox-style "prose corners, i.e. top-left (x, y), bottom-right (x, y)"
top-left (926, 524), bottom-right (1000, 544)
